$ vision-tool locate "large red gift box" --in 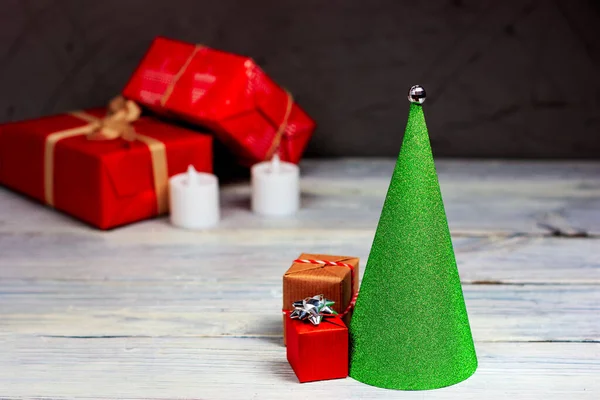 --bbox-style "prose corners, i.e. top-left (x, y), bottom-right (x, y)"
top-left (286, 315), bottom-right (349, 383)
top-left (122, 36), bottom-right (315, 166)
top-left (0, 103), bottom-right (212, 229)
